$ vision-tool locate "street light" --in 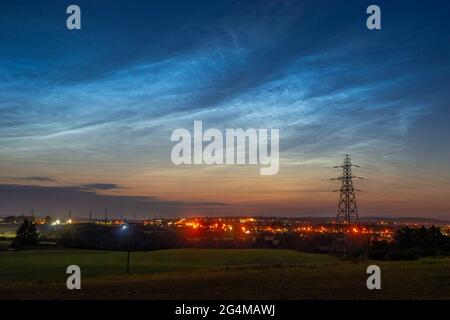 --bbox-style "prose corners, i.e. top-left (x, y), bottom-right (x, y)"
top-left (121, 224), bottom-right (131, 274)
